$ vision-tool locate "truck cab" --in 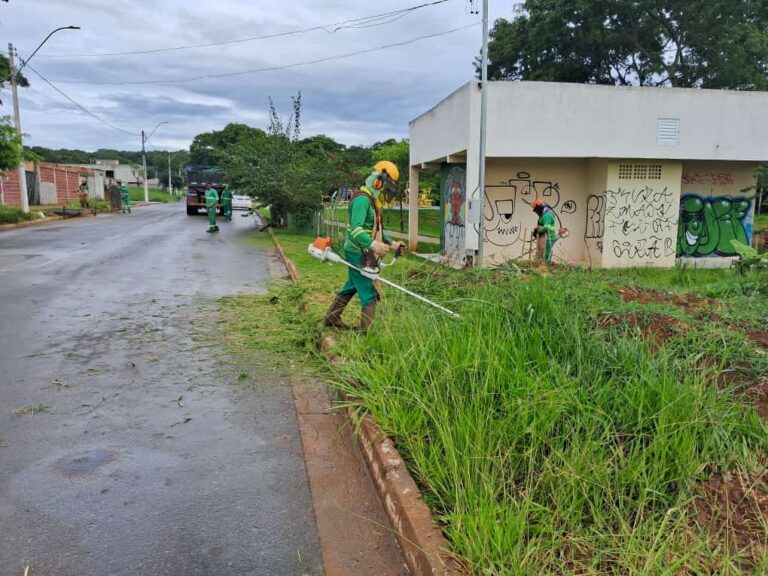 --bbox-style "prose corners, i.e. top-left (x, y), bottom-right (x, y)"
top-left (186, 165), bottom-right (225, 215)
